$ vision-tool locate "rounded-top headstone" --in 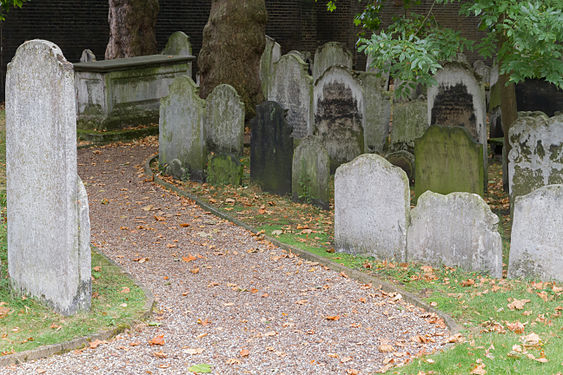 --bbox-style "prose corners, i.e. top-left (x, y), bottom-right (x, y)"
top-left (162, 31), bottom-right (192, 56)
